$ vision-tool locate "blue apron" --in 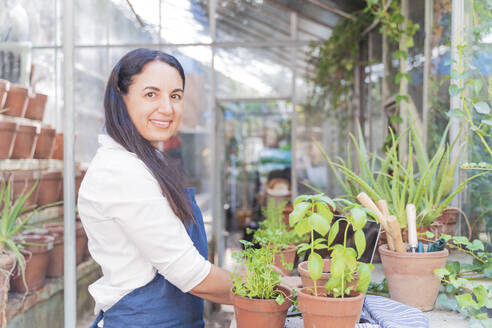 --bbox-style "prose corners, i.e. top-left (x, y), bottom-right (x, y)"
top-left (90, 188), bottom-right (208, 328)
